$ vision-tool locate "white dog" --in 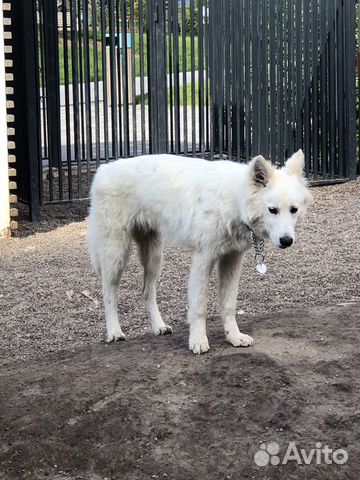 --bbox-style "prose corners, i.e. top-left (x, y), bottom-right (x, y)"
top-left (87, 150), bottom-right (312, 354)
